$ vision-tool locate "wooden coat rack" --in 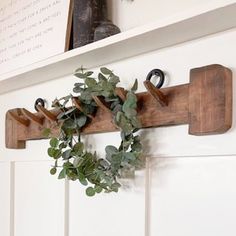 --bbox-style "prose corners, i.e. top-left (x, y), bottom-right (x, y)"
top-left (5, 64), bottom-right (232, 149)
